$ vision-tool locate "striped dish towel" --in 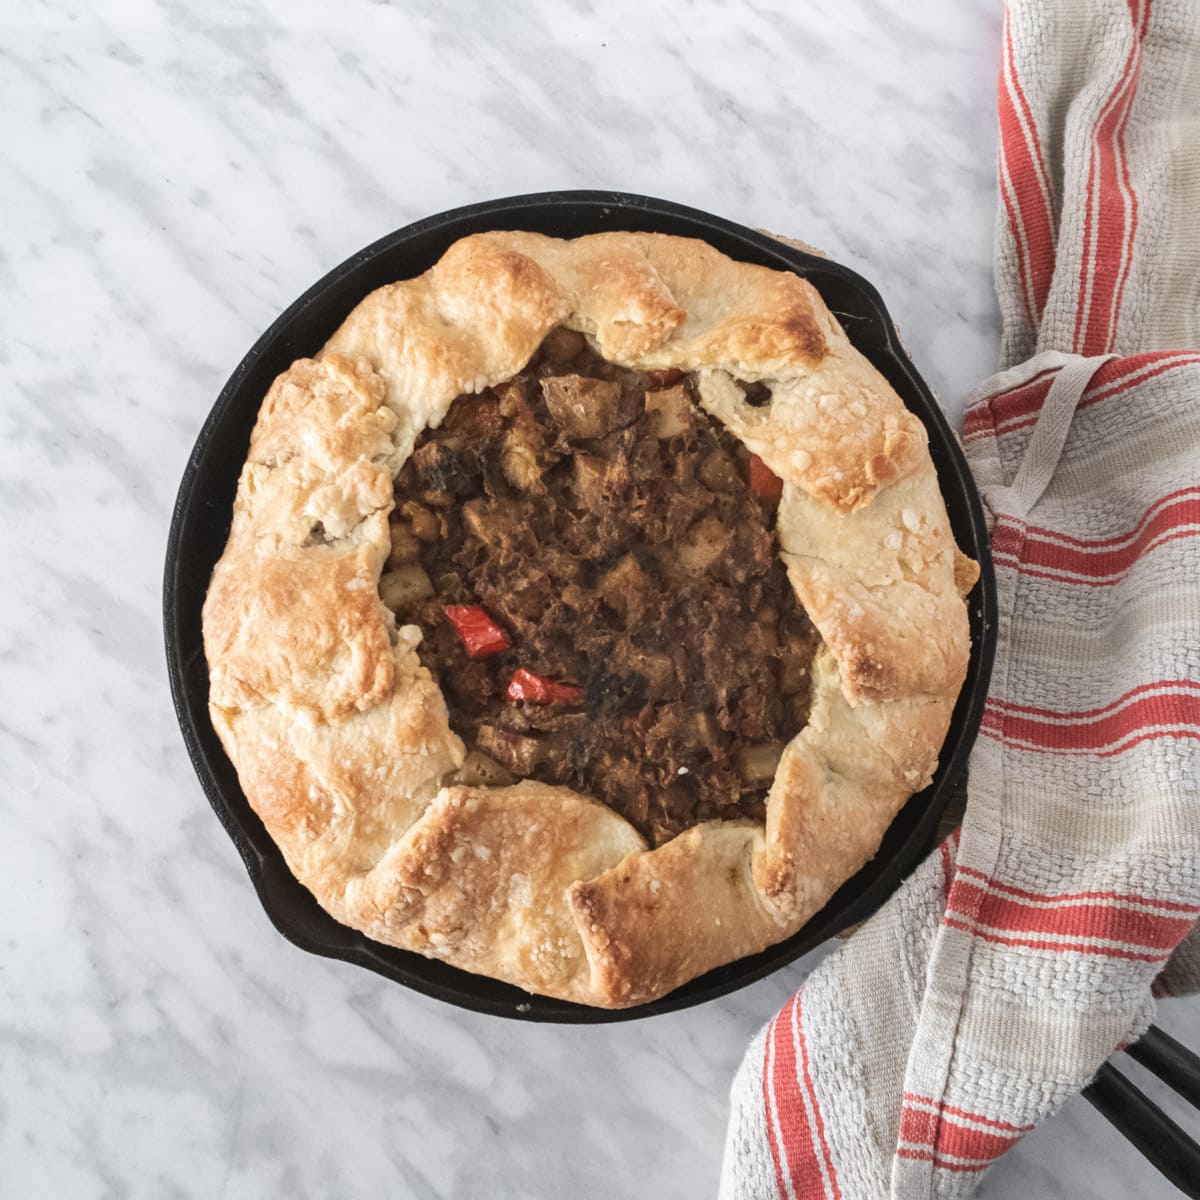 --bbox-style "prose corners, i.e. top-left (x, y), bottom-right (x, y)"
top-left (722, 1), bottom-right (1200, 1196)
